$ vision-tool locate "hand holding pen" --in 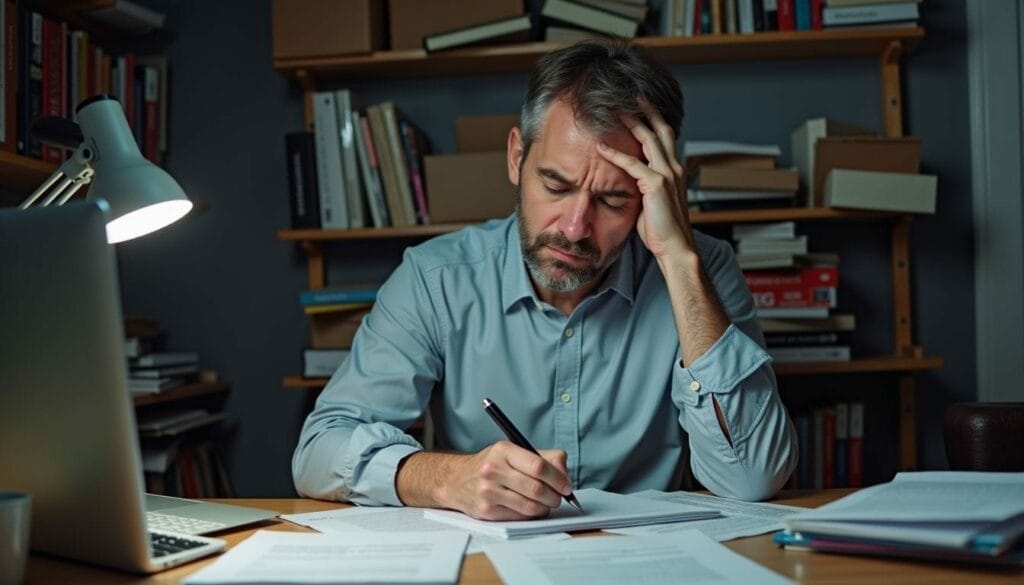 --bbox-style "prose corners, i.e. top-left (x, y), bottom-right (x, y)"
top-left (483, 398), bottom-right (585, 513)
